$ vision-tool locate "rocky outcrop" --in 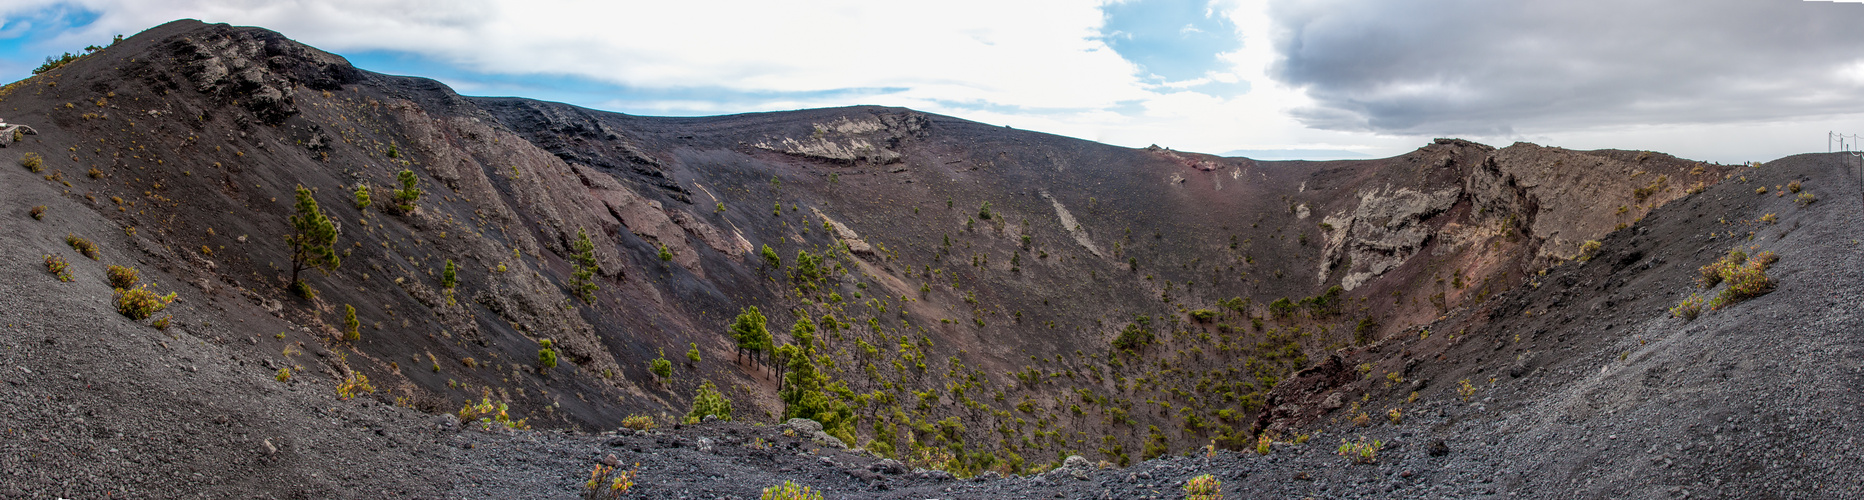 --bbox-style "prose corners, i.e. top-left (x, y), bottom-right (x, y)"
top-left (572, 164), bottom-right (703, 274)
top-left (752, 112), bottom-right (928, 164)
top-left (1319, 185), bottom-right (1462, 290)
top-left (812, 209), bottom-right (873, 255)
top-left (169, 24), bottom-right (359, 124)
top-left (1042, 191), bottom-right (1103, 258)
top-left (1481, 143), bottom-right (1716, 261)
